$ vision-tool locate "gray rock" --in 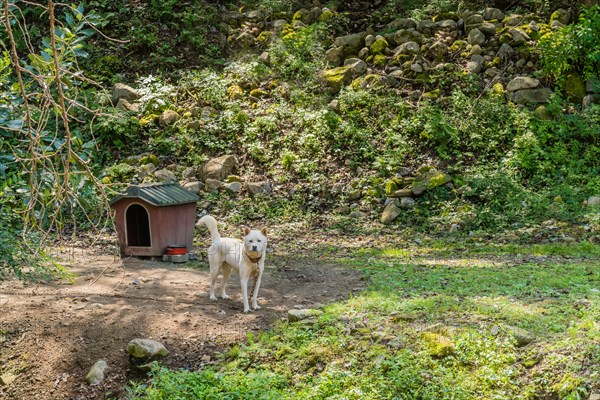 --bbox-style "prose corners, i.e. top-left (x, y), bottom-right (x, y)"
top-left (325, 47), bottom-right (344, 65)
top-left (127, 338), bottom-right (169, 359)
top-left (506, 28), bottom-right (529, 45)
top-left (417, 20), bottom-right (437, 35)
top-left (503, 325), bottom-right (535, 347)
top-left (288, 309), bottom-right (323, 322)
top-left (112, 83), bottom-right (140, 105)
top-left (507, 76), bottom-right (540, 92)
top-left (205, 179), bottom-right (222, 192)
top-left (86, 360), bottom-right (108, 386)
top-left (551, 8), bottom-right (570, 25)
top-left (159, 110), bottom-right (180, 127)
top-left (329, 99), bottom-right (340, 113)
top-left (399, 197), bottom-right (415, 209)
top-left (469, 44), bottom-right (483, 56)
top-left (247, 181), bottom-right (272, 195)
top-left (583, 94), bottom-right (600, 108)
top-left (381, 199), bottom-right (402, 224)
top-left (468, 28), bottom-right (486, 45)
top-left (467, 55), bottom-right (485, 73)
top-left (485, 67), bottom-right (501, 78)
top-left (588, 197), bottom-right (600, 207)
top-left (395, 41), bottom-right (420, 56)
top-left (428, 41), bottom-right (448, 60)
top-left (483, 8), bottom-right (504, 21)
top-left (183, 181), bottom-right (202, 194)
top-left (498, 43), bottom-right (515, 61)
top-left (358, 47), bottom-right (370, 59)
top-left (437, 19), bottom-right (458, 31)
top-left (364, 34), bottom-right (376, 47)
top-left (200, 106), bottom-right (219, 119)
top-left (387, 18), bottom-right (417, 30)
top-left (271, 19), bottom-right (288, 33)
top-left (394, 29), bottom-right (424, 45)
top-left (115, 98), bottom-right (140, 112)
top-left (154, 169), bottom-right (176, 182)
top-left (233, 31), bottom-right (254, 48)
top-left (589, 392), bottom-right (600, 400)
top-left (510, 88), bottom-right (553, 104)
top-left (333, 32), bottom-right (367, 52)
top-left (199, 155), bottom-right (237, 181)
top-left (479, 22), bottom-right (497, 36)
top-left (349, 210), bottom-right (367, 218)
top-left (224, 182), bottom-right (242, 193)
top-left (586, 79), bottom-right (600, 94)
top-left (503, 14), bottom-right (523, 26)
top-left (259, 51), bottom-right (270, 65)
top-left (344, 58), bottom-right (368, 75)
top-left (465, 14), bottom-right (484, 32)
top-left (182, 167), bottom-right (197, 179)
